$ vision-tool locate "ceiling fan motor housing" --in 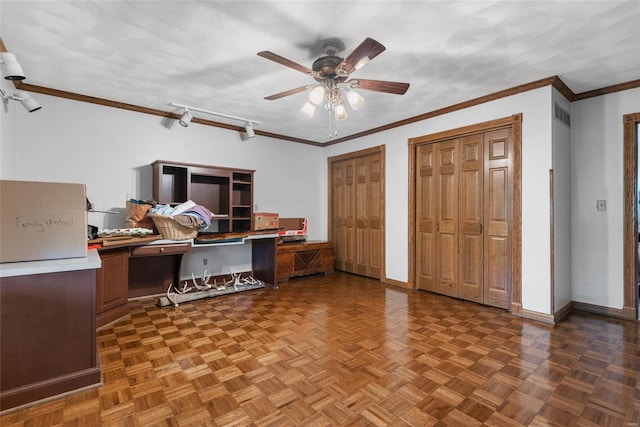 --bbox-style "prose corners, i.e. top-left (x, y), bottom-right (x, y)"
top-left (312, 55), bottom-right (347, 82)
